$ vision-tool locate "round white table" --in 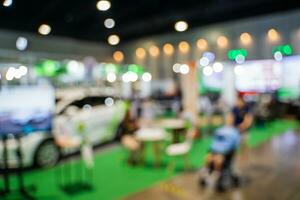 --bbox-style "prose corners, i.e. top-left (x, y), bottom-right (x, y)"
top-left (135, 128), bottom-right (167, 167)
top-left (156, 118), bottom-right (187, 143)
top-left (135, 127), bottom-right (167, 141)
top-left (156, 118), bottom-right (186, 130)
